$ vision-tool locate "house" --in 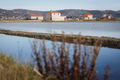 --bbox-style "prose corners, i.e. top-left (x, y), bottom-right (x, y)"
top-left (28, 14), bottom-right (43, 21)
top-left (102, 14), bottom-right (113, 19)
top-left (45, 11), bottom-right (66, 21)
top-left (83, 13), bottom-right (93, 20)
